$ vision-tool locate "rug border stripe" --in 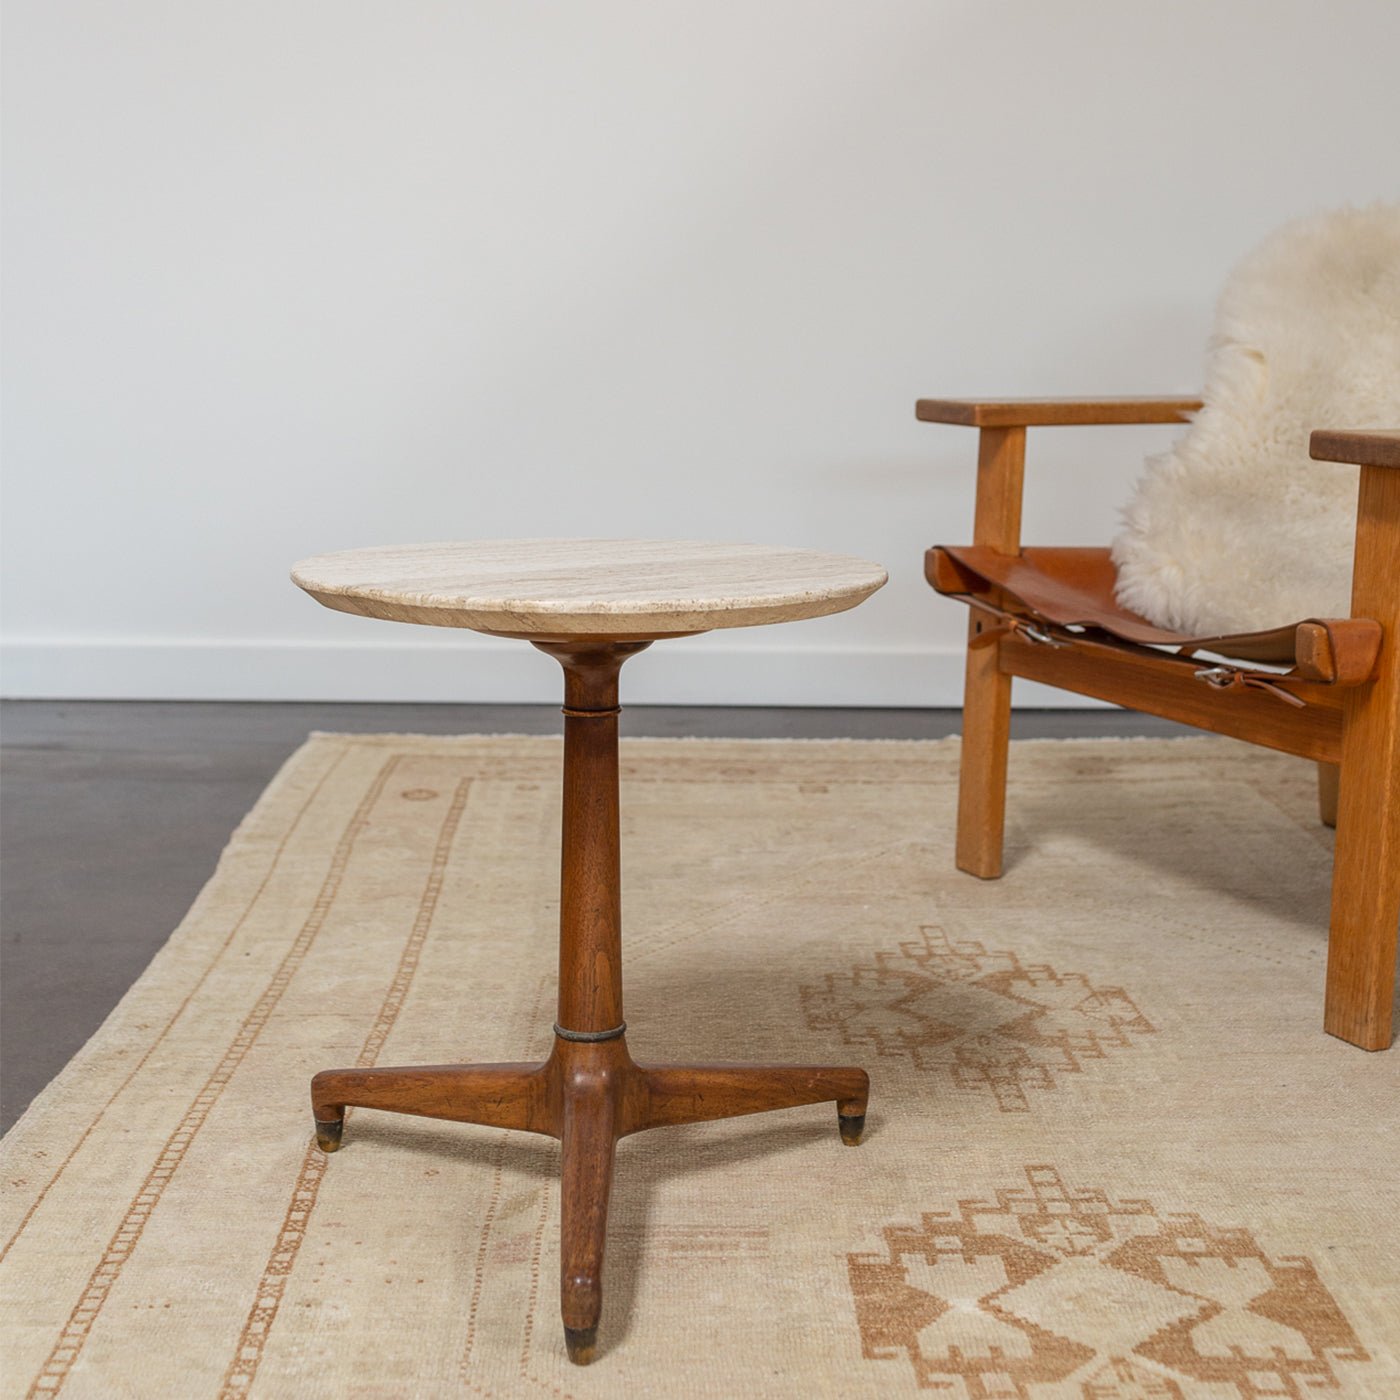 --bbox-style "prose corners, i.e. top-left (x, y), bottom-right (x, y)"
top-left (217, 773), bottom-right (475, 1397)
